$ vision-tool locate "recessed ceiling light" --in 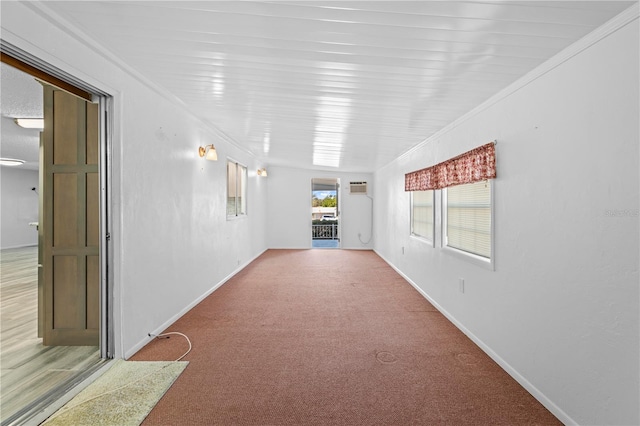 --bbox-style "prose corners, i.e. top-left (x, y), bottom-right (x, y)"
top-left (14, 118), bottom-right (44, 129)
top-left (0, 158), bottom-right (26, 166)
